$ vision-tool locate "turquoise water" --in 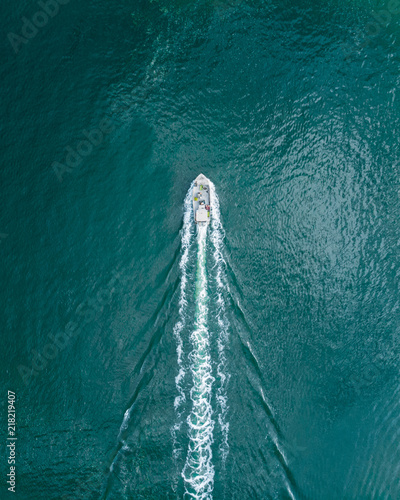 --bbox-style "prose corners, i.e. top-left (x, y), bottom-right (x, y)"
top-left (2, 0), bottom-right (400, 498)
